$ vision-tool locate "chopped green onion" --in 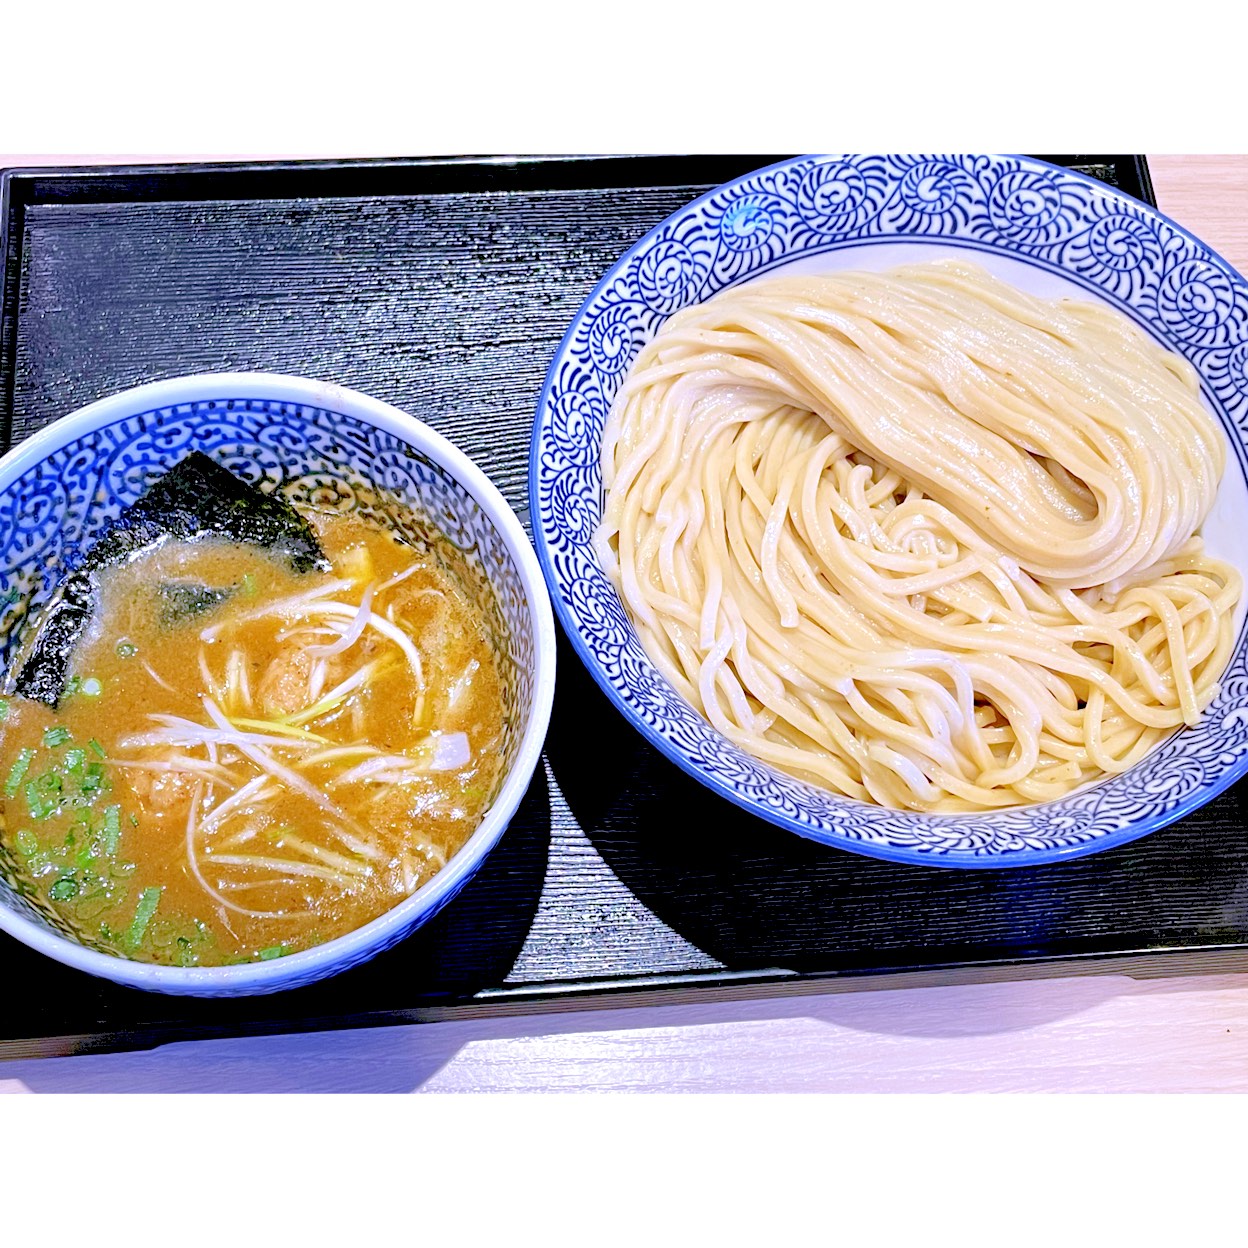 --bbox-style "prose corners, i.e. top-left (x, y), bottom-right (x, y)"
top-left (0, 698), bottom-right (9, 722)
top-left (80, 763), bottom-right (107, 795)
top-left (25, 780), bottom-right (56, 820)
top-left (124, 887), bottom-right (162, 949)
top-left (116, 640), bottom-right (138, 659)
top-left (14, 829), bottom-right (38, 856)
top-left (42, 725), bottom-right (72, 748)
top-left (101, 805), bottom-right (122, 856)
top-left (257, 944), bottom-right (288, 960)
top-left (63, 676), bottom-right (81, 697)
top-left (64, 747), bottom-right (86, 772)
top-left (240, 573), bottom-right (257, 598)
top-left (88, 739), bottom-right (106, 759)
top-left (48, 875), bottom-right (78, 902)
top-left (74, 847), bottom-right (97, 871)
top-left (4, 748), bottom-right (35, 796)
